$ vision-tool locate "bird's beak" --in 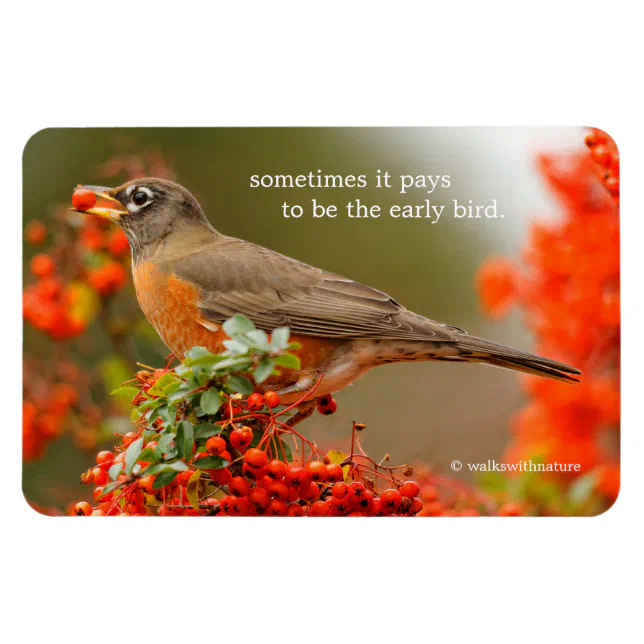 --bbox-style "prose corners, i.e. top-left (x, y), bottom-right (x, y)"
top-left (71, 185), bottom-right (128, 221)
